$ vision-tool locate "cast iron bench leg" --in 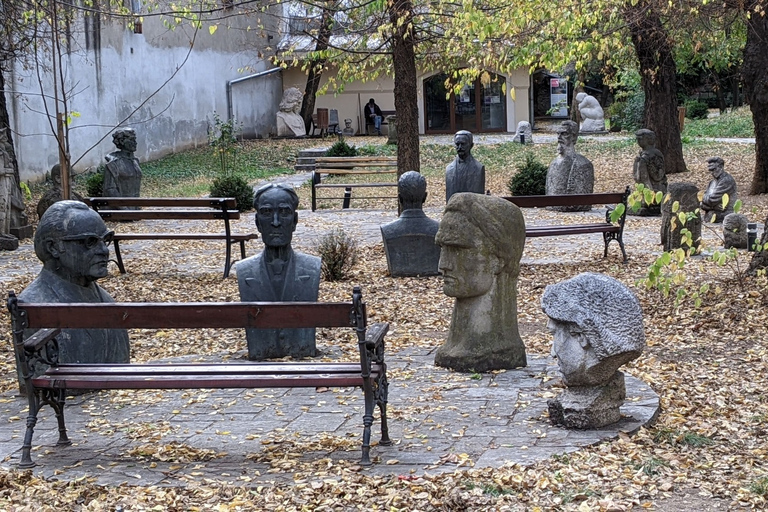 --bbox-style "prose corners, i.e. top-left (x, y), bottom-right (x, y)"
top-left (112, 240), bottom-right (126, 274)
top-left (377, 372), bottom-right (392, 446)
